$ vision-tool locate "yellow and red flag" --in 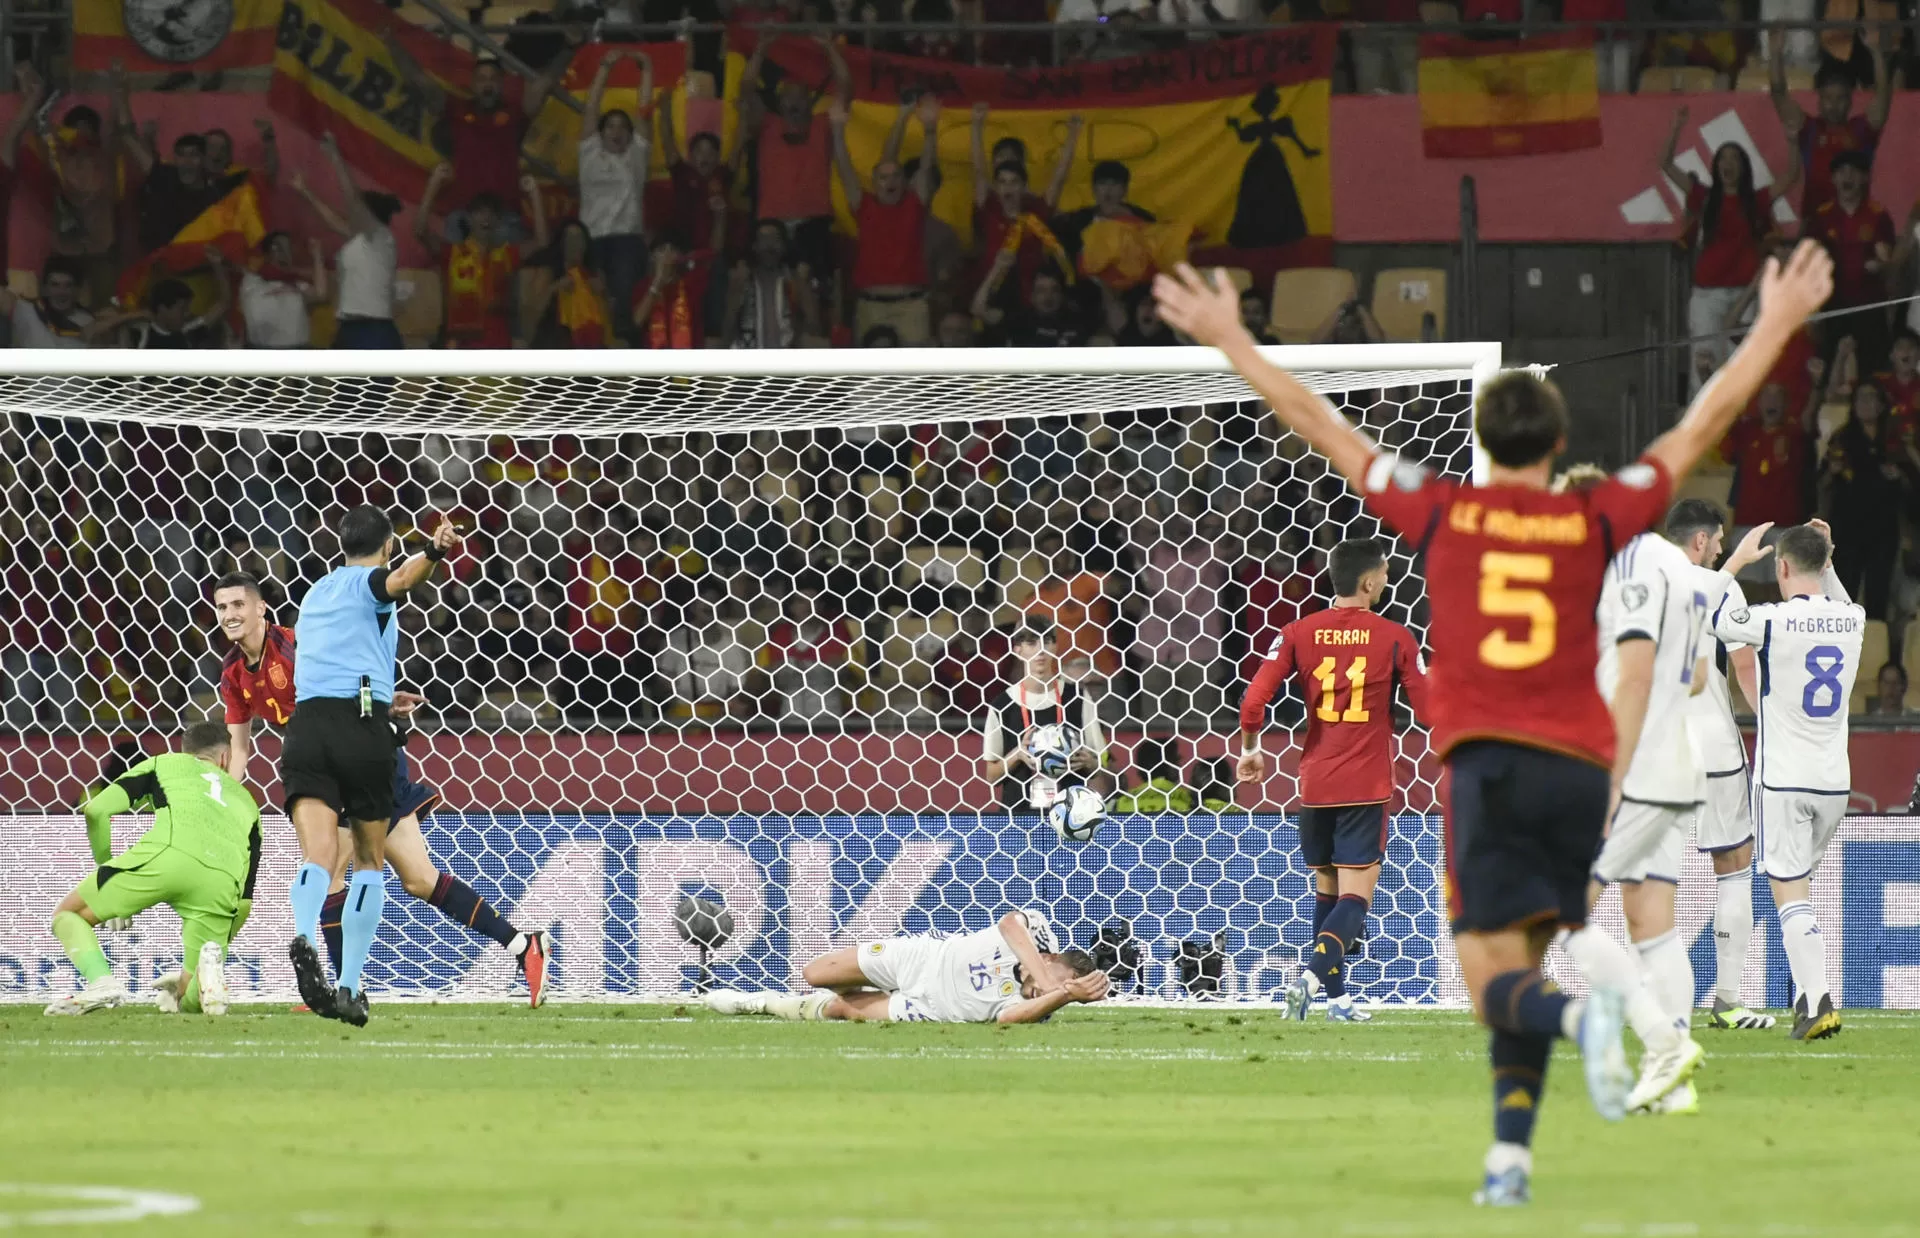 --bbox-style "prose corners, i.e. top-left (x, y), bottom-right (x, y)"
top-left (744, 28), bottom-right (1335, 263)
top-left (268, 0), bottom-right (478, 199)
top-left (116, 176), bottom-right (268, 303)
top-left (1417, 30), bottom-right (1602, 158)
top-left (73, 0), bottom-right (281, 74)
